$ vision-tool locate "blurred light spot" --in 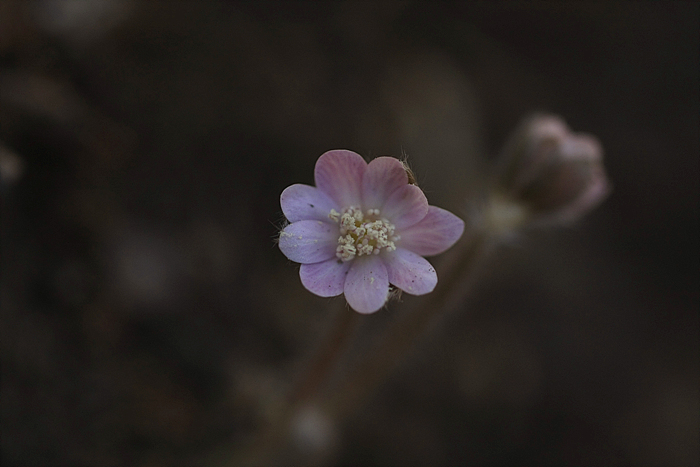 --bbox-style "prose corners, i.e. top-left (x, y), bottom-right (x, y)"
top-left (109, 230), bottom-right (184, 310)
top-left (290, 404), bottom-right (337, 454)
top-left (0, 143), bottom-right (23, 188)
